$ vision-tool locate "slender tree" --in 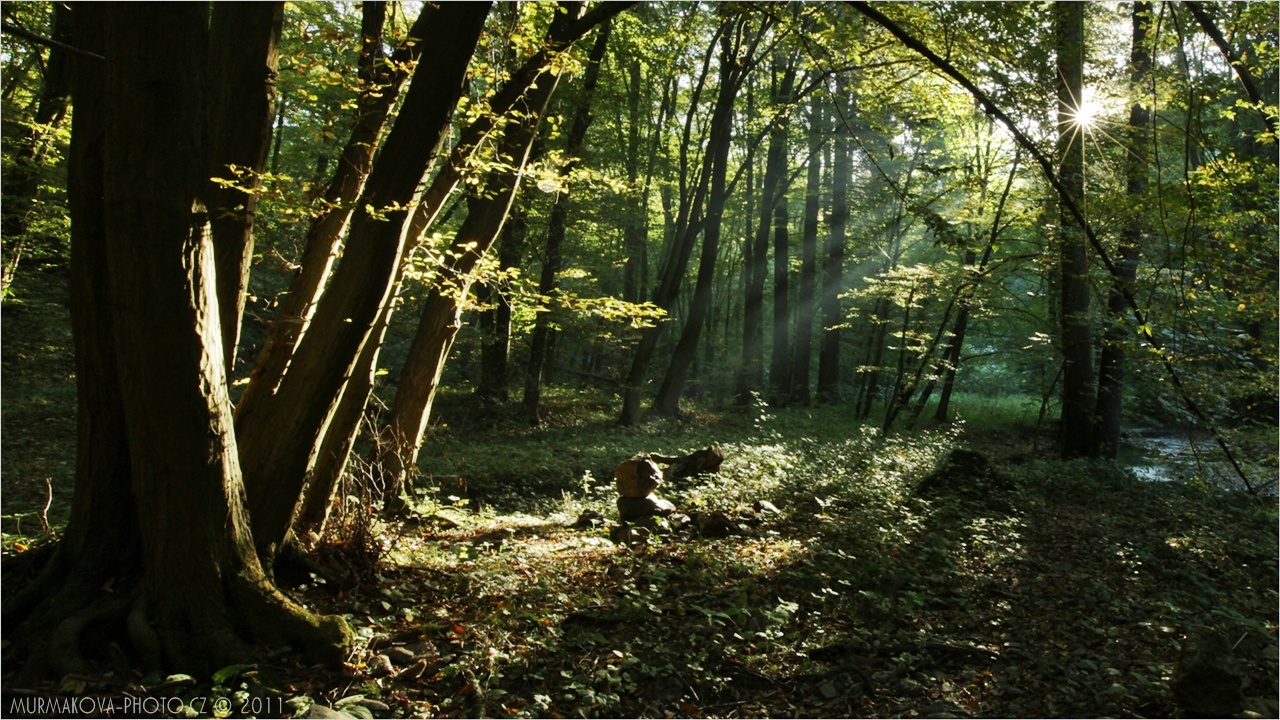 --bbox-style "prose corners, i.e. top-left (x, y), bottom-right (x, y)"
top-left (1055, 0), bottom-right (1094, 458)
top-left (524, 19), bottom-right (612, 420)
top-left (1092, 1), bottom-right (1151, 458)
